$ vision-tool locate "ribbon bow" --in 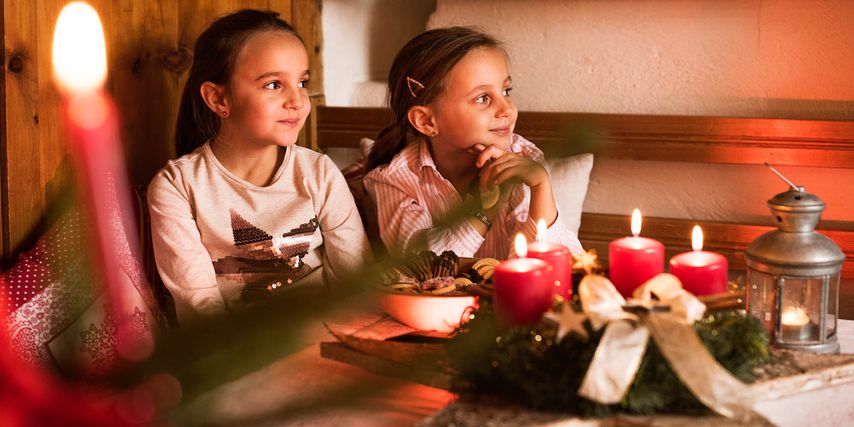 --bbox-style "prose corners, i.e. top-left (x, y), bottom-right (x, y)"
top-left (577, 273), bottom-right (758, 420)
